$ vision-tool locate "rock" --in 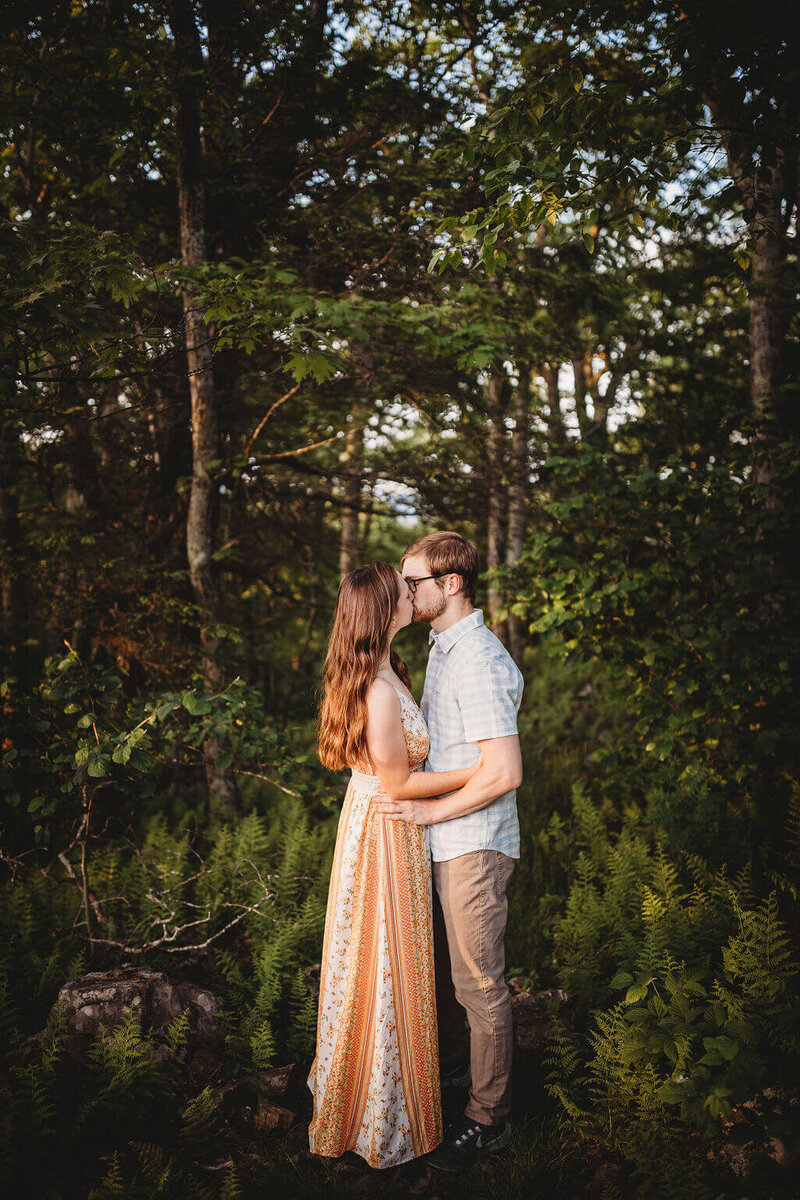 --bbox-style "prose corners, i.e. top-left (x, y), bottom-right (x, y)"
top-left (189, 1045), bottom-right (223, 1084)
top-left (707, 1087), bottom-right (800, 1179)
top-left (253, 1097), bottom-right (295, 1131)
top-left (303, 963), bottom-right (321, 997)
top-left (54, 966), bottom-right (224, 1059)
top-left (261, 1063), bottom-right (294, 1099)
top-left (212, 1067), bottom-right (297, 1130)
top-left (511, 987), bottom-right (574, 1050)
